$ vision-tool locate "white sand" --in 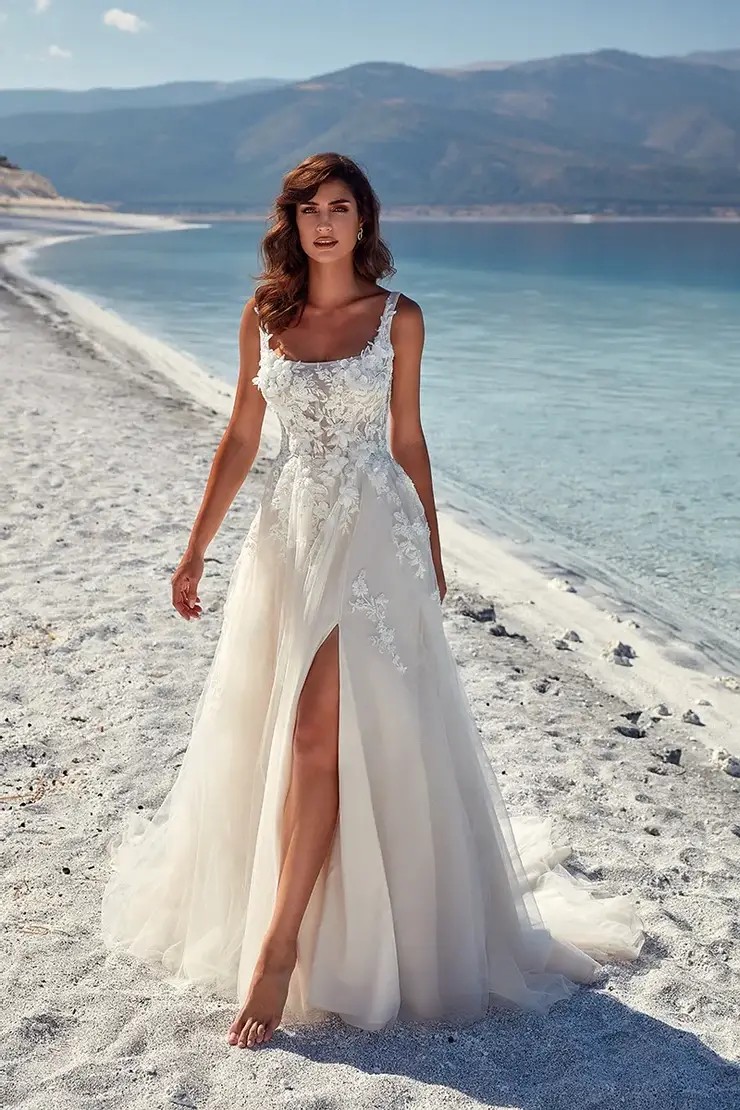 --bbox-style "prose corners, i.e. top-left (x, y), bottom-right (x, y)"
top-left (1, 223), bottom-right (739, 1108)
top-left (0, 201), bottom-right (197, 228)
